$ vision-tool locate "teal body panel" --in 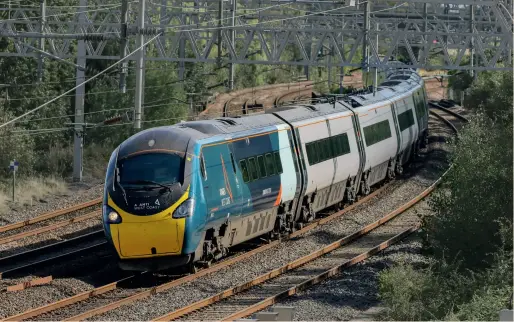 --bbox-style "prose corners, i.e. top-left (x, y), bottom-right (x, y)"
top-left (187, 124), bottom-right (300, 231)
top-left (182, 123), bottom-right (302, 254)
